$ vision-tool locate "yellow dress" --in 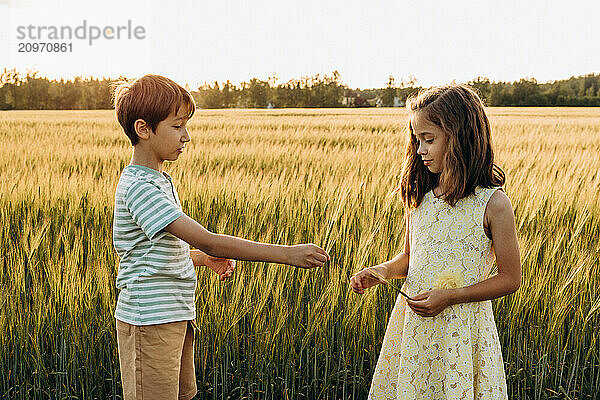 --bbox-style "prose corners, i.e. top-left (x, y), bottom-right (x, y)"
top-left (368, 186), bottom-right (508, 400)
